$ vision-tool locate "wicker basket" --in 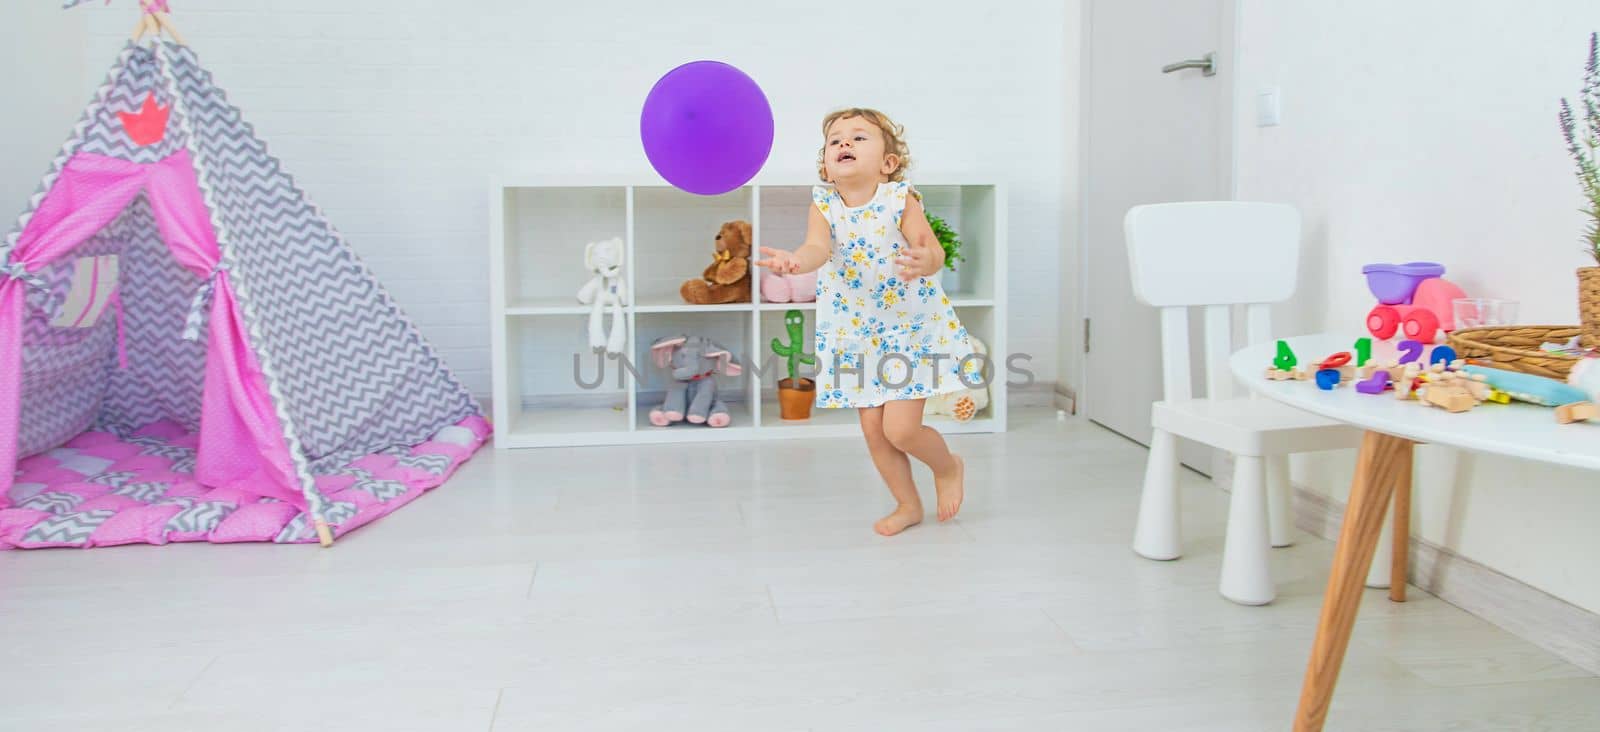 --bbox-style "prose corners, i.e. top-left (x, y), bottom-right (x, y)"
top-left (1447, 325), bottom-right (1583, 380)
top-left (1580, 268), bottom-right (1600, 348)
